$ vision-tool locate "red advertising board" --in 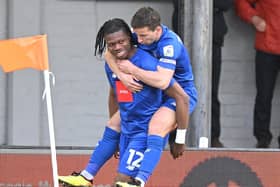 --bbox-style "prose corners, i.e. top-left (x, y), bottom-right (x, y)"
top-left (0, 149), bottom-right (279, 187)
